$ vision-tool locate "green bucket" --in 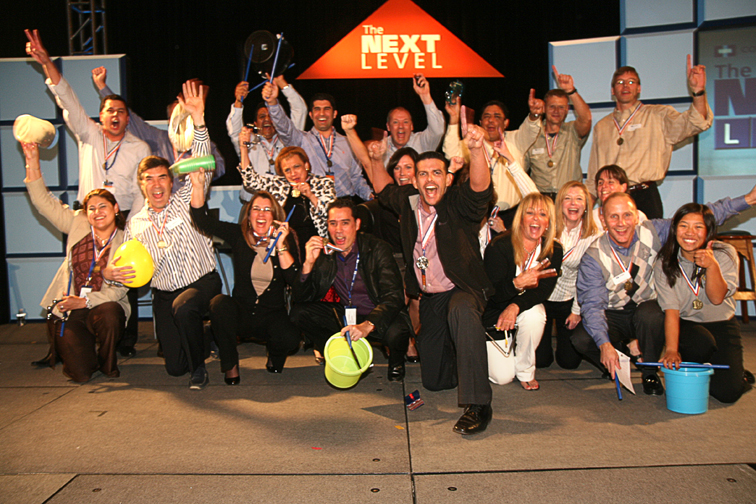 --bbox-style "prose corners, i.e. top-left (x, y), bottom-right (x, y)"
top-left (324, 334), bottom-right (373, 389)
